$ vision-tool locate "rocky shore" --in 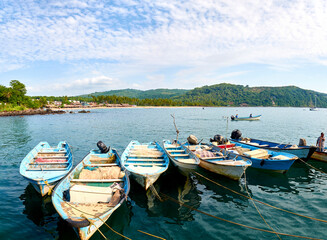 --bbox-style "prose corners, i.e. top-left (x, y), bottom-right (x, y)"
top-left (0, 108), bottom-right (66, 117)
